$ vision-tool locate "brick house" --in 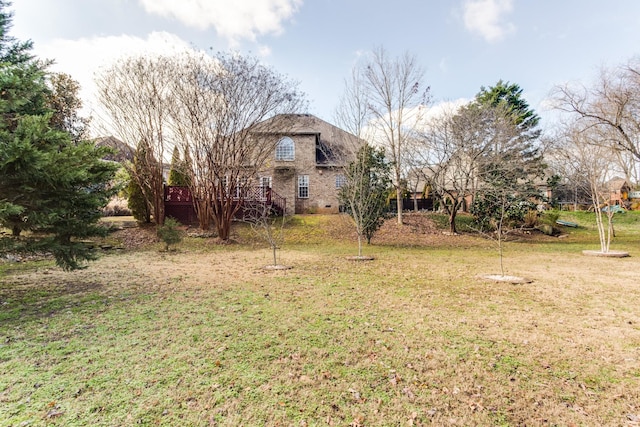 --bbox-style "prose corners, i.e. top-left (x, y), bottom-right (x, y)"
top-left (163, 114), bottom-right (362, 222)
top-left (253, 114), bottom-right (361, 214)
